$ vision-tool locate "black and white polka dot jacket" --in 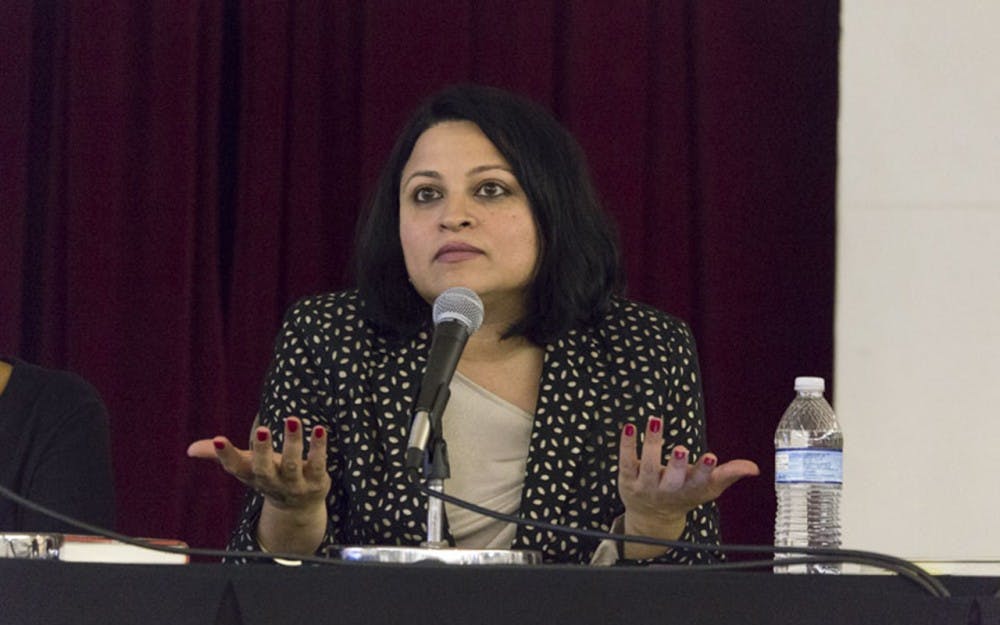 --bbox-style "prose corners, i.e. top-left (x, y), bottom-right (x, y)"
top-left (228, 290), bottom-right (721, 564)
